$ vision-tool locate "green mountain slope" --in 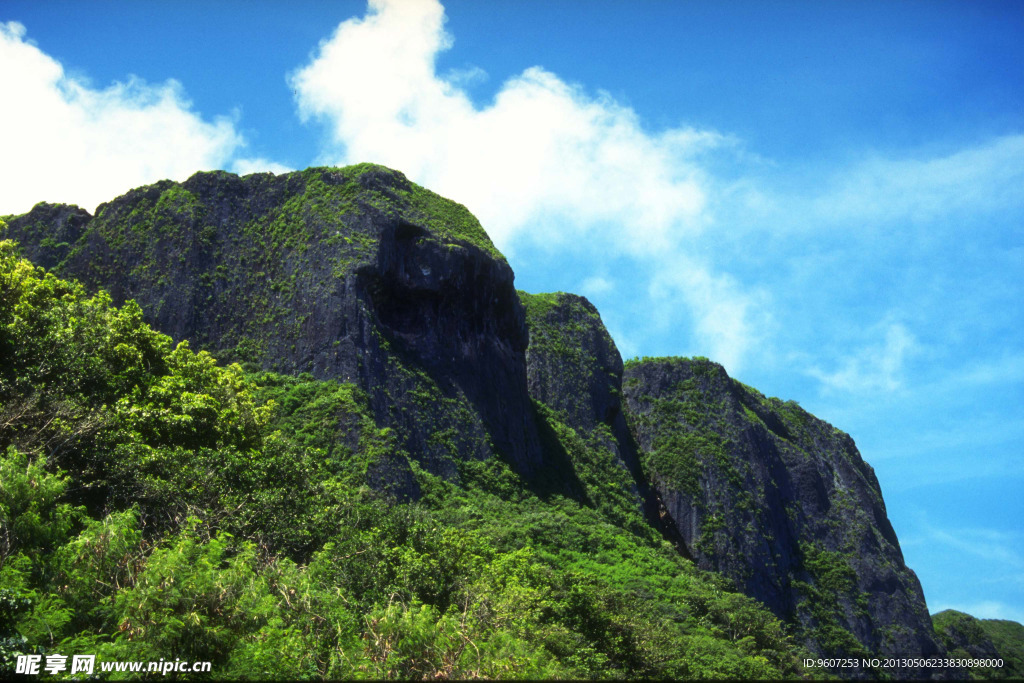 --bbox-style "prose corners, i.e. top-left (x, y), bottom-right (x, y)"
top-left (0, 165), bottom-right (989, 679)
top-left (932, 610), bottom-right (1024, 679)
top-left (0, 236), bottom-right (814, 678)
